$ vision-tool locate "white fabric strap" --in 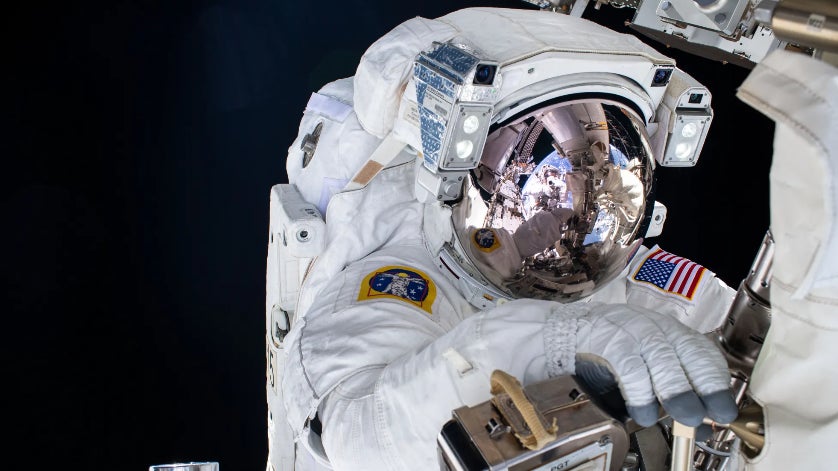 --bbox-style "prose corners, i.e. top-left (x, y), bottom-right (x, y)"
top-left (442, 348), bottom-right (474, 375)
top-left (344, 133), bottom-right (406, 191)
top-left (305, 92), bottom-right (353, 123)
